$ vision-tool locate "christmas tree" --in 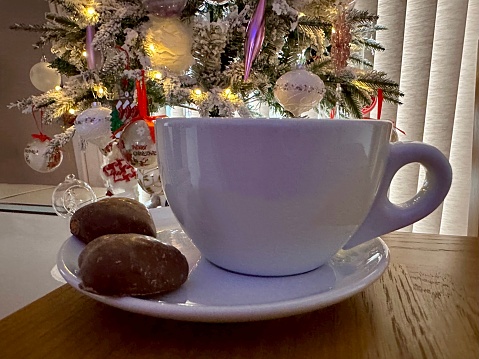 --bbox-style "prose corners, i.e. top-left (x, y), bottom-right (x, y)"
top-left (9, 0), bottom-right (402, 153)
